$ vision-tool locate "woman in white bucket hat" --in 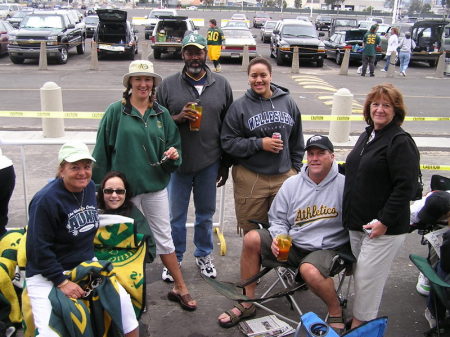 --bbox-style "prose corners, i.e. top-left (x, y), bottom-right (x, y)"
top-left (93, 60), bottom-right (197, 311)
